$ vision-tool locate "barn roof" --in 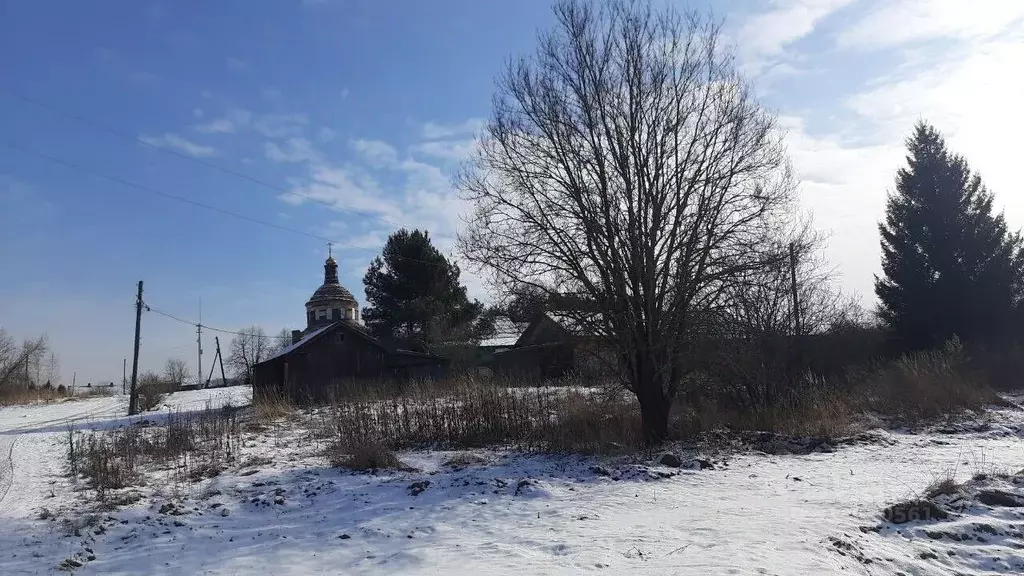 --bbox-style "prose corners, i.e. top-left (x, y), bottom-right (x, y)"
top-left (480, 318), bottom-right (529, 347)
top-left (258, 320), bottom-right (447, 365)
